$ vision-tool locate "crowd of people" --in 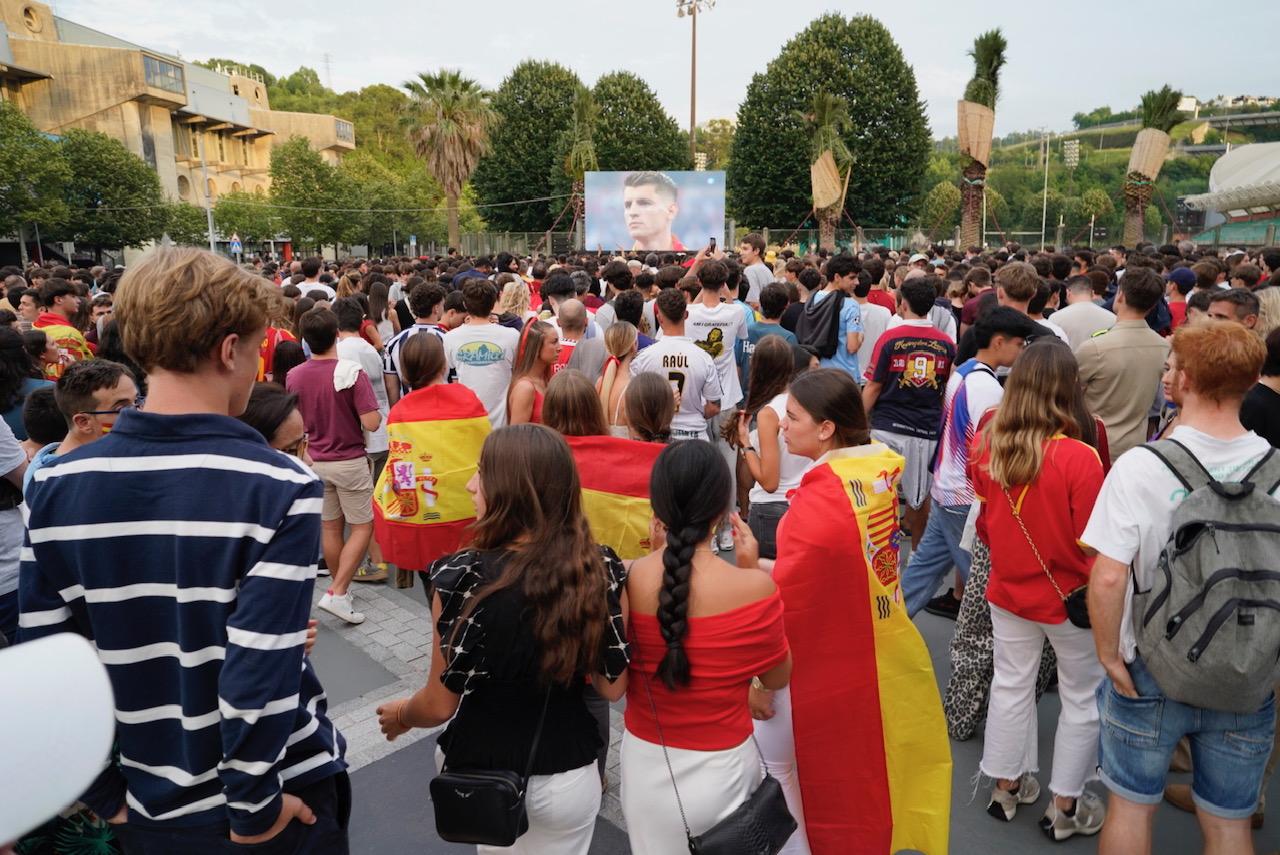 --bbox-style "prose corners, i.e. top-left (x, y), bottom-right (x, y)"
top-left (4, 235), bottom-right (1280, 855)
